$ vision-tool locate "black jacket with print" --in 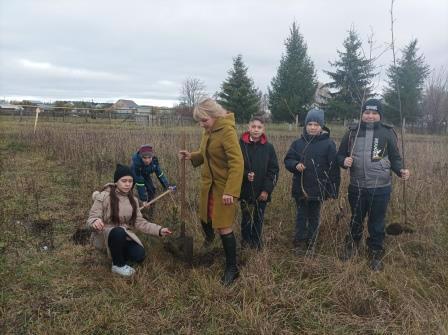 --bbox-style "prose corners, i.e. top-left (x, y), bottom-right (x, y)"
top-left (239, 132), bottom-right (279, 203)
top-left (336, 121), bottom-right (403, 189)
